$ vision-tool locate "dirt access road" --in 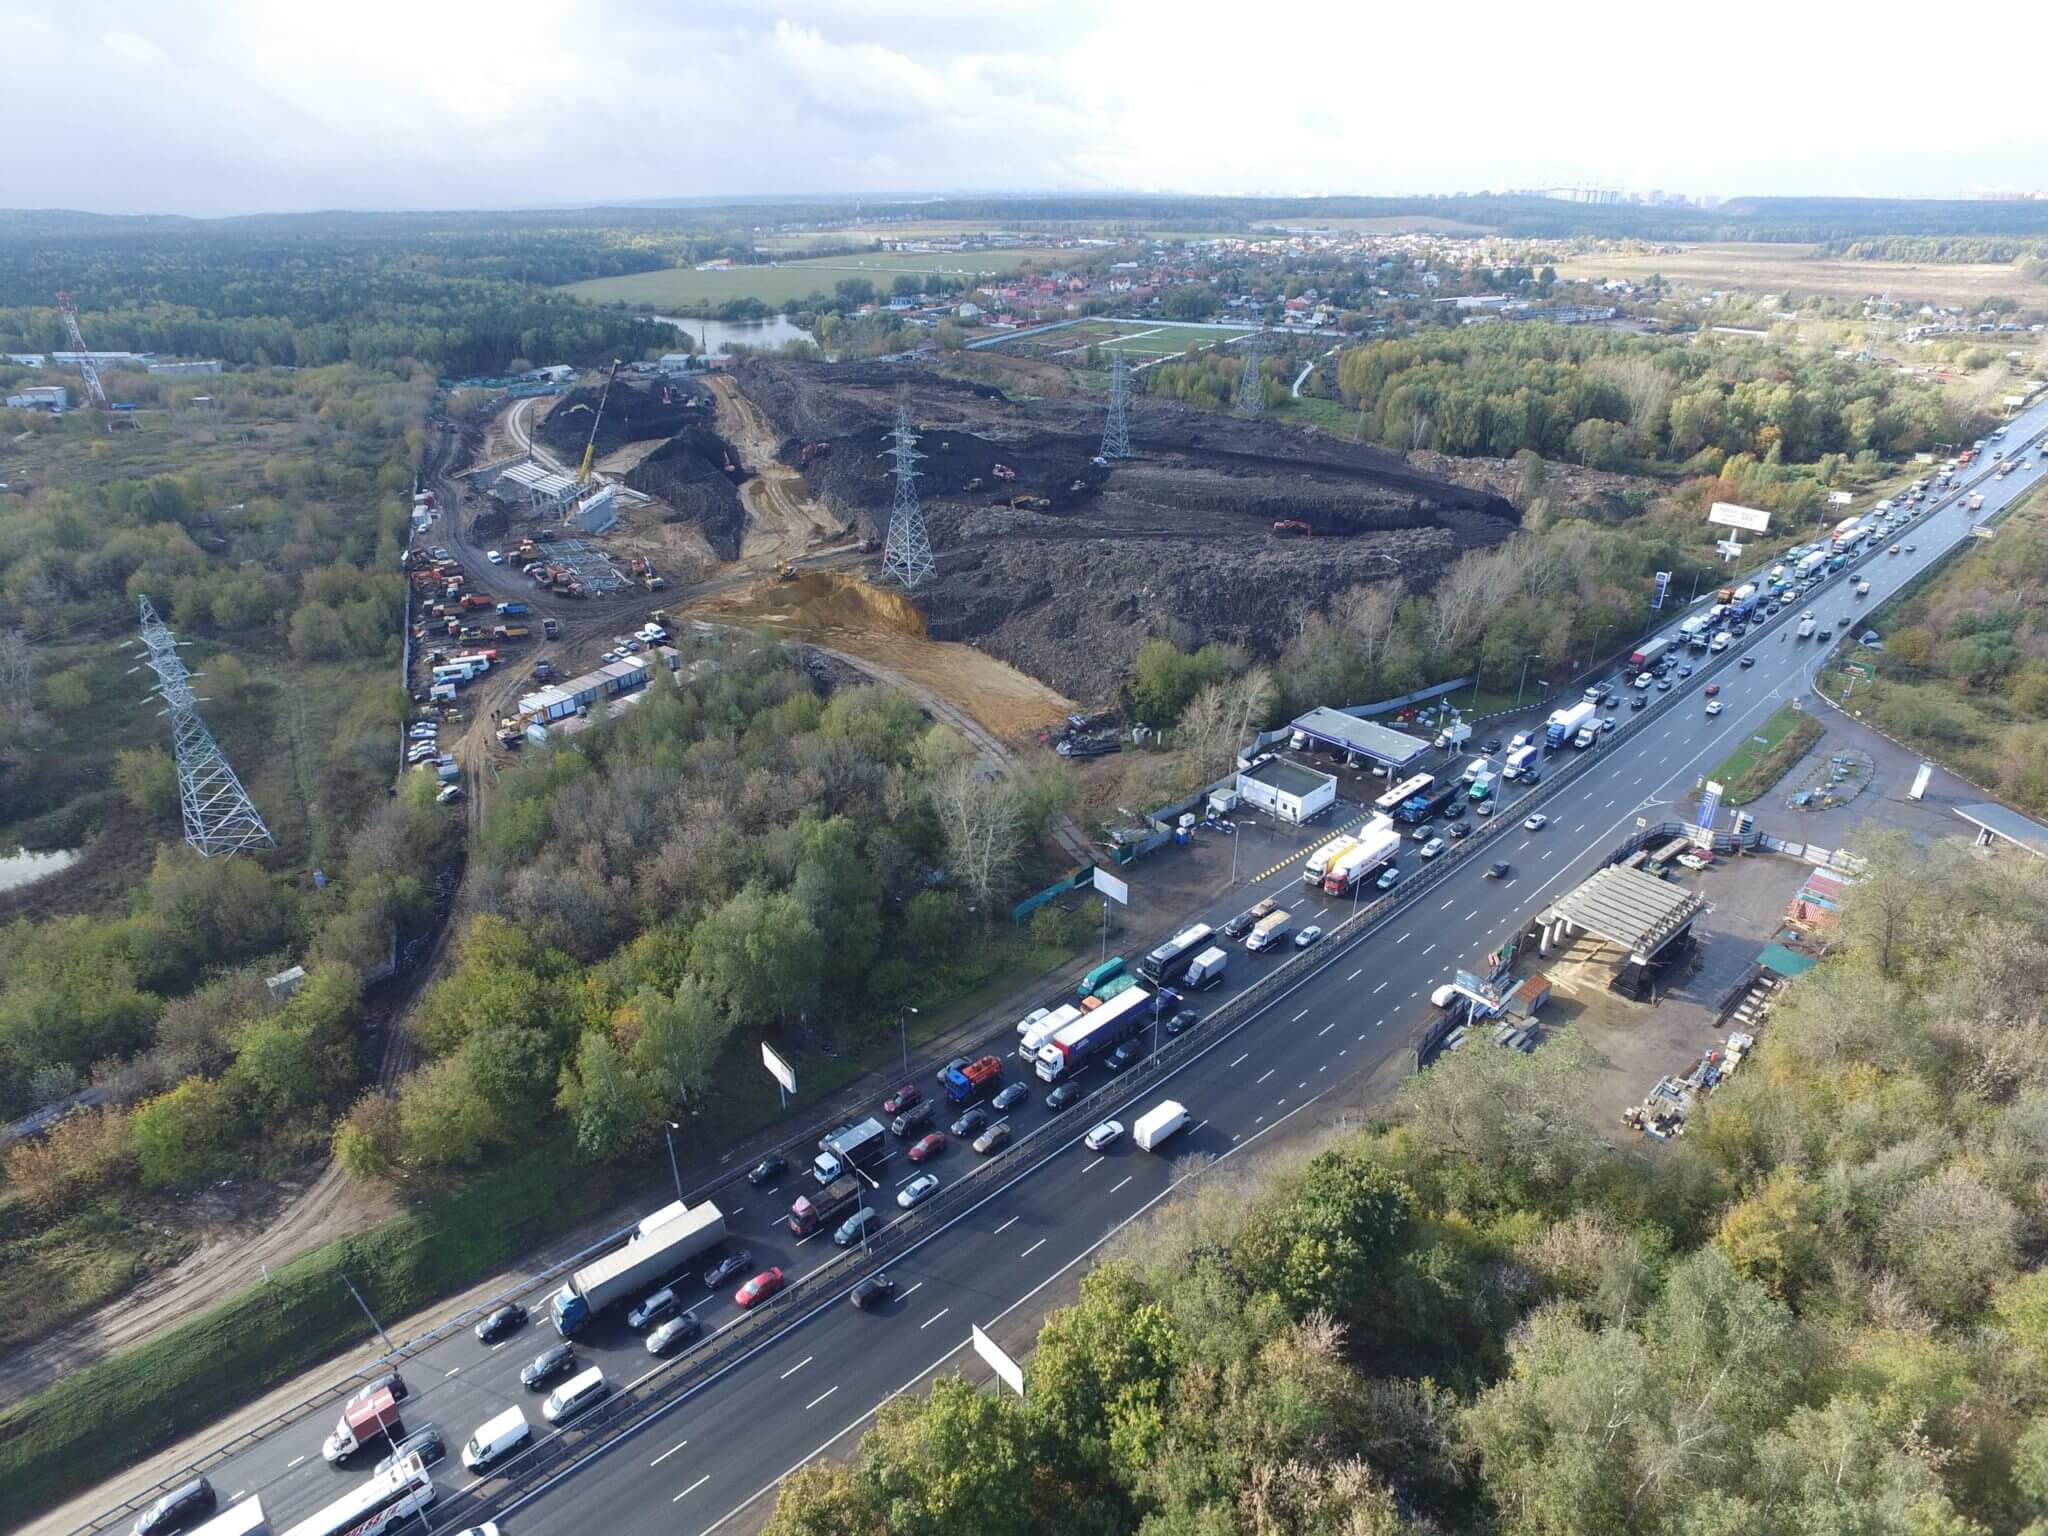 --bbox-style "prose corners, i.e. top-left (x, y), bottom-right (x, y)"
top-left (704, 374), bottom-right (859, 569)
